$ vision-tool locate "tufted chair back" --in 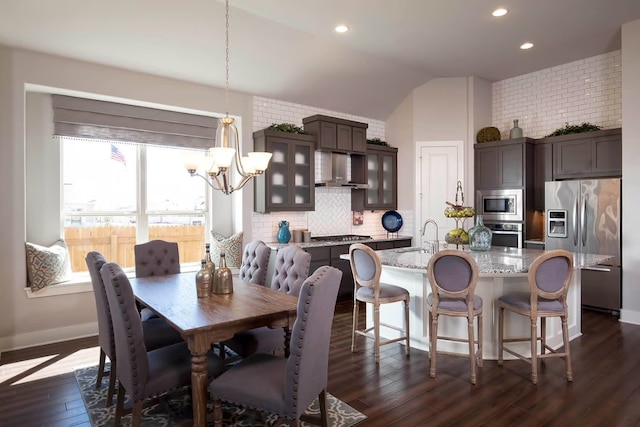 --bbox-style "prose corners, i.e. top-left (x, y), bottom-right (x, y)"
top-left (101, 262), bottom-right (149, 404)
top-left (271, 245), bottom-right (311, 296)
top-left (239, 240), bottom-right (271, 286)
top-left (134, 240), bottom-right (180, 277)
top-left (86, 251), bottom-right (115, 359)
